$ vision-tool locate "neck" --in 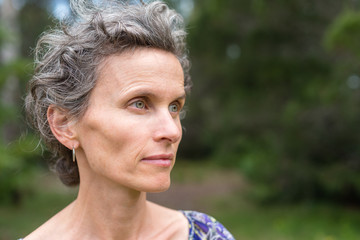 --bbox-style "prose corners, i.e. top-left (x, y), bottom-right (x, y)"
top-left (68, 174), bottom-right (148, 240)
